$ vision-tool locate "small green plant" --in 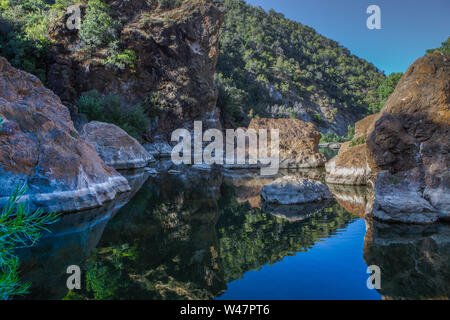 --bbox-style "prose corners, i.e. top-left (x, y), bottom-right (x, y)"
top-left (103, 48), bottom-right (137, 71)
top-left (0, 116), bottom-right (4, 129)
top-left (79, 0), bottom-right (121, 51)
top-left (350, 136), bottom-right (367, 147)
top-left (78, 90), bottom-right (150, 141)
top-left (0, 184), bottom-right (60, 300)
